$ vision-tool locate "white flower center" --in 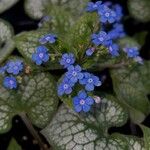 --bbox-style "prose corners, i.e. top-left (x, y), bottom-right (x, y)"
top-left (72, 71), bottom-right (77, 76)
top-left (80, 99), bottom-right (85, 105)
top-left (9, 80), bottom-right (14, 85)
top-left (88, 78), bottom-right (93, 83)
top-left (63, 84), bottom-right (69, 89)
top-left (66, 59), bottom-right (71, 63)
top-left (39, 53), bottom-right (44, 58)
top-left (105, 12), bottom-right (110, 17)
